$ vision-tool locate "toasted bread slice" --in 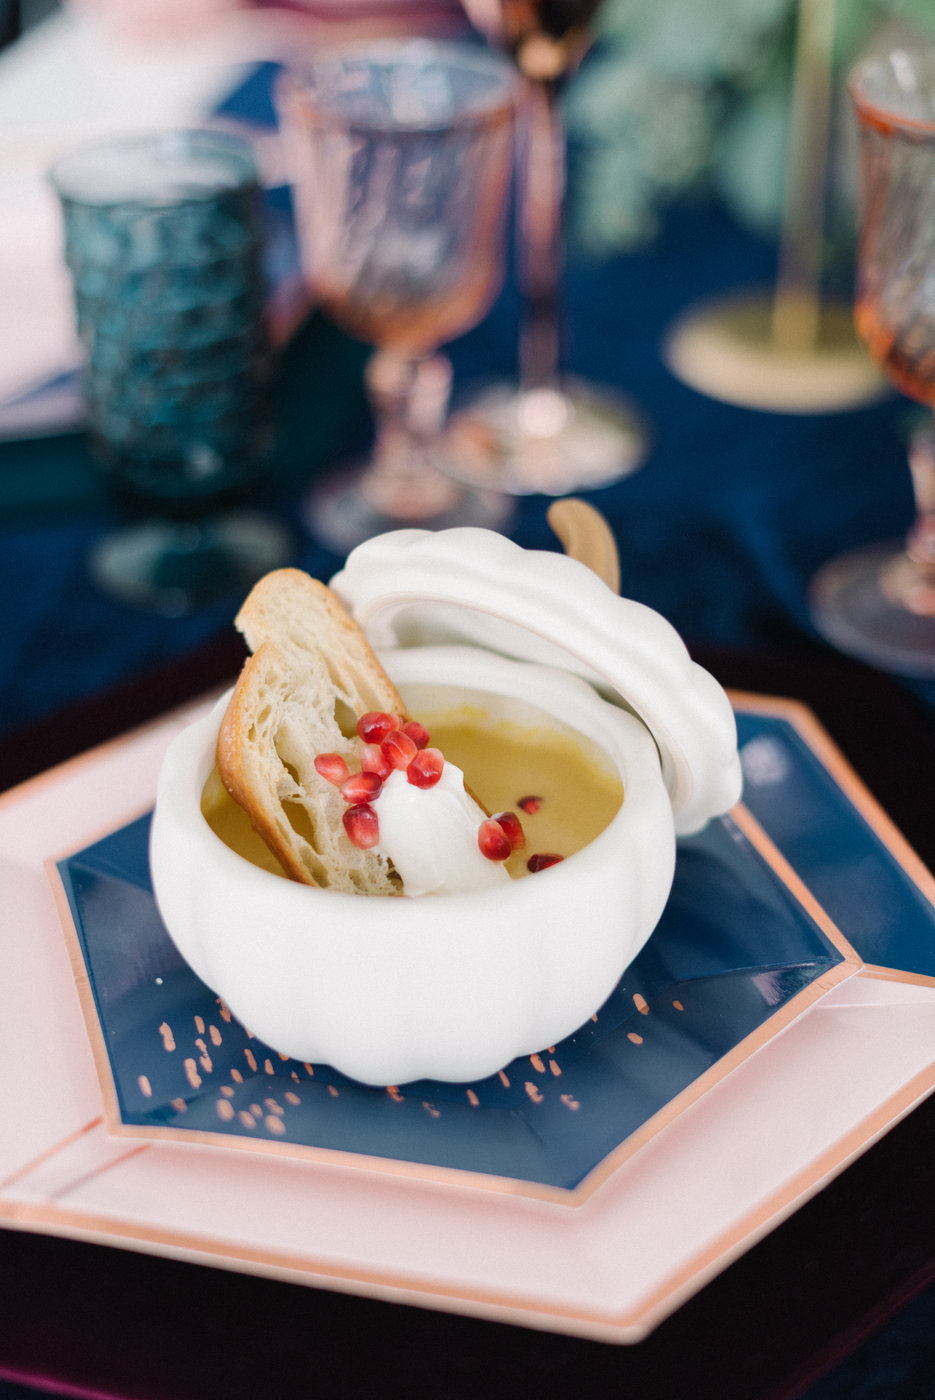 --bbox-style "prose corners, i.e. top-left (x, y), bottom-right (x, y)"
top-left (216, 569), bottom-right (407, 893)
